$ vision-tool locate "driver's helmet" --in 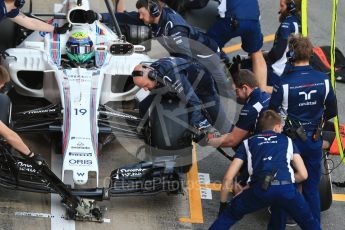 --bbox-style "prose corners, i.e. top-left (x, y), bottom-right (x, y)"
top-left (66, 32), bottom-right (94, 64)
